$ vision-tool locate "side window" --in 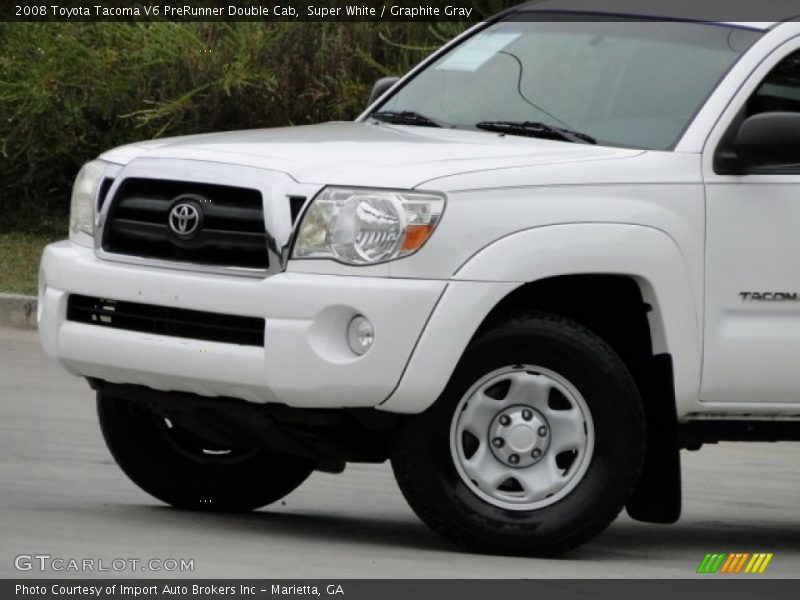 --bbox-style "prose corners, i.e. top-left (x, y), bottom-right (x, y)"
top-left (747, 49), bottom-right (800, 116)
